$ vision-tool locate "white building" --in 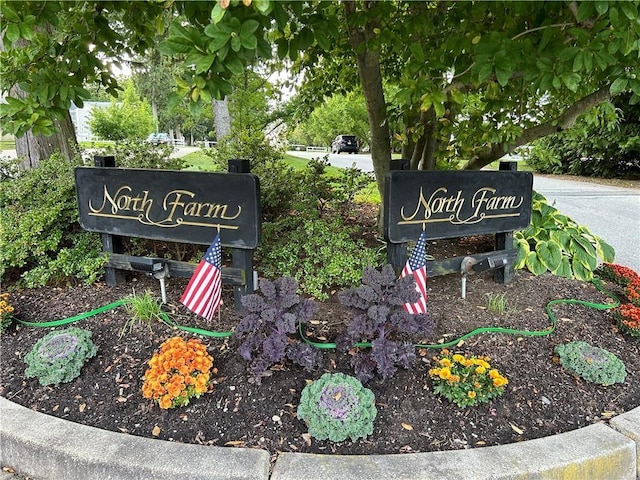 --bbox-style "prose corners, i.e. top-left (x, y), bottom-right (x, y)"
top-left (69, 102), bottom-right (112, 142)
